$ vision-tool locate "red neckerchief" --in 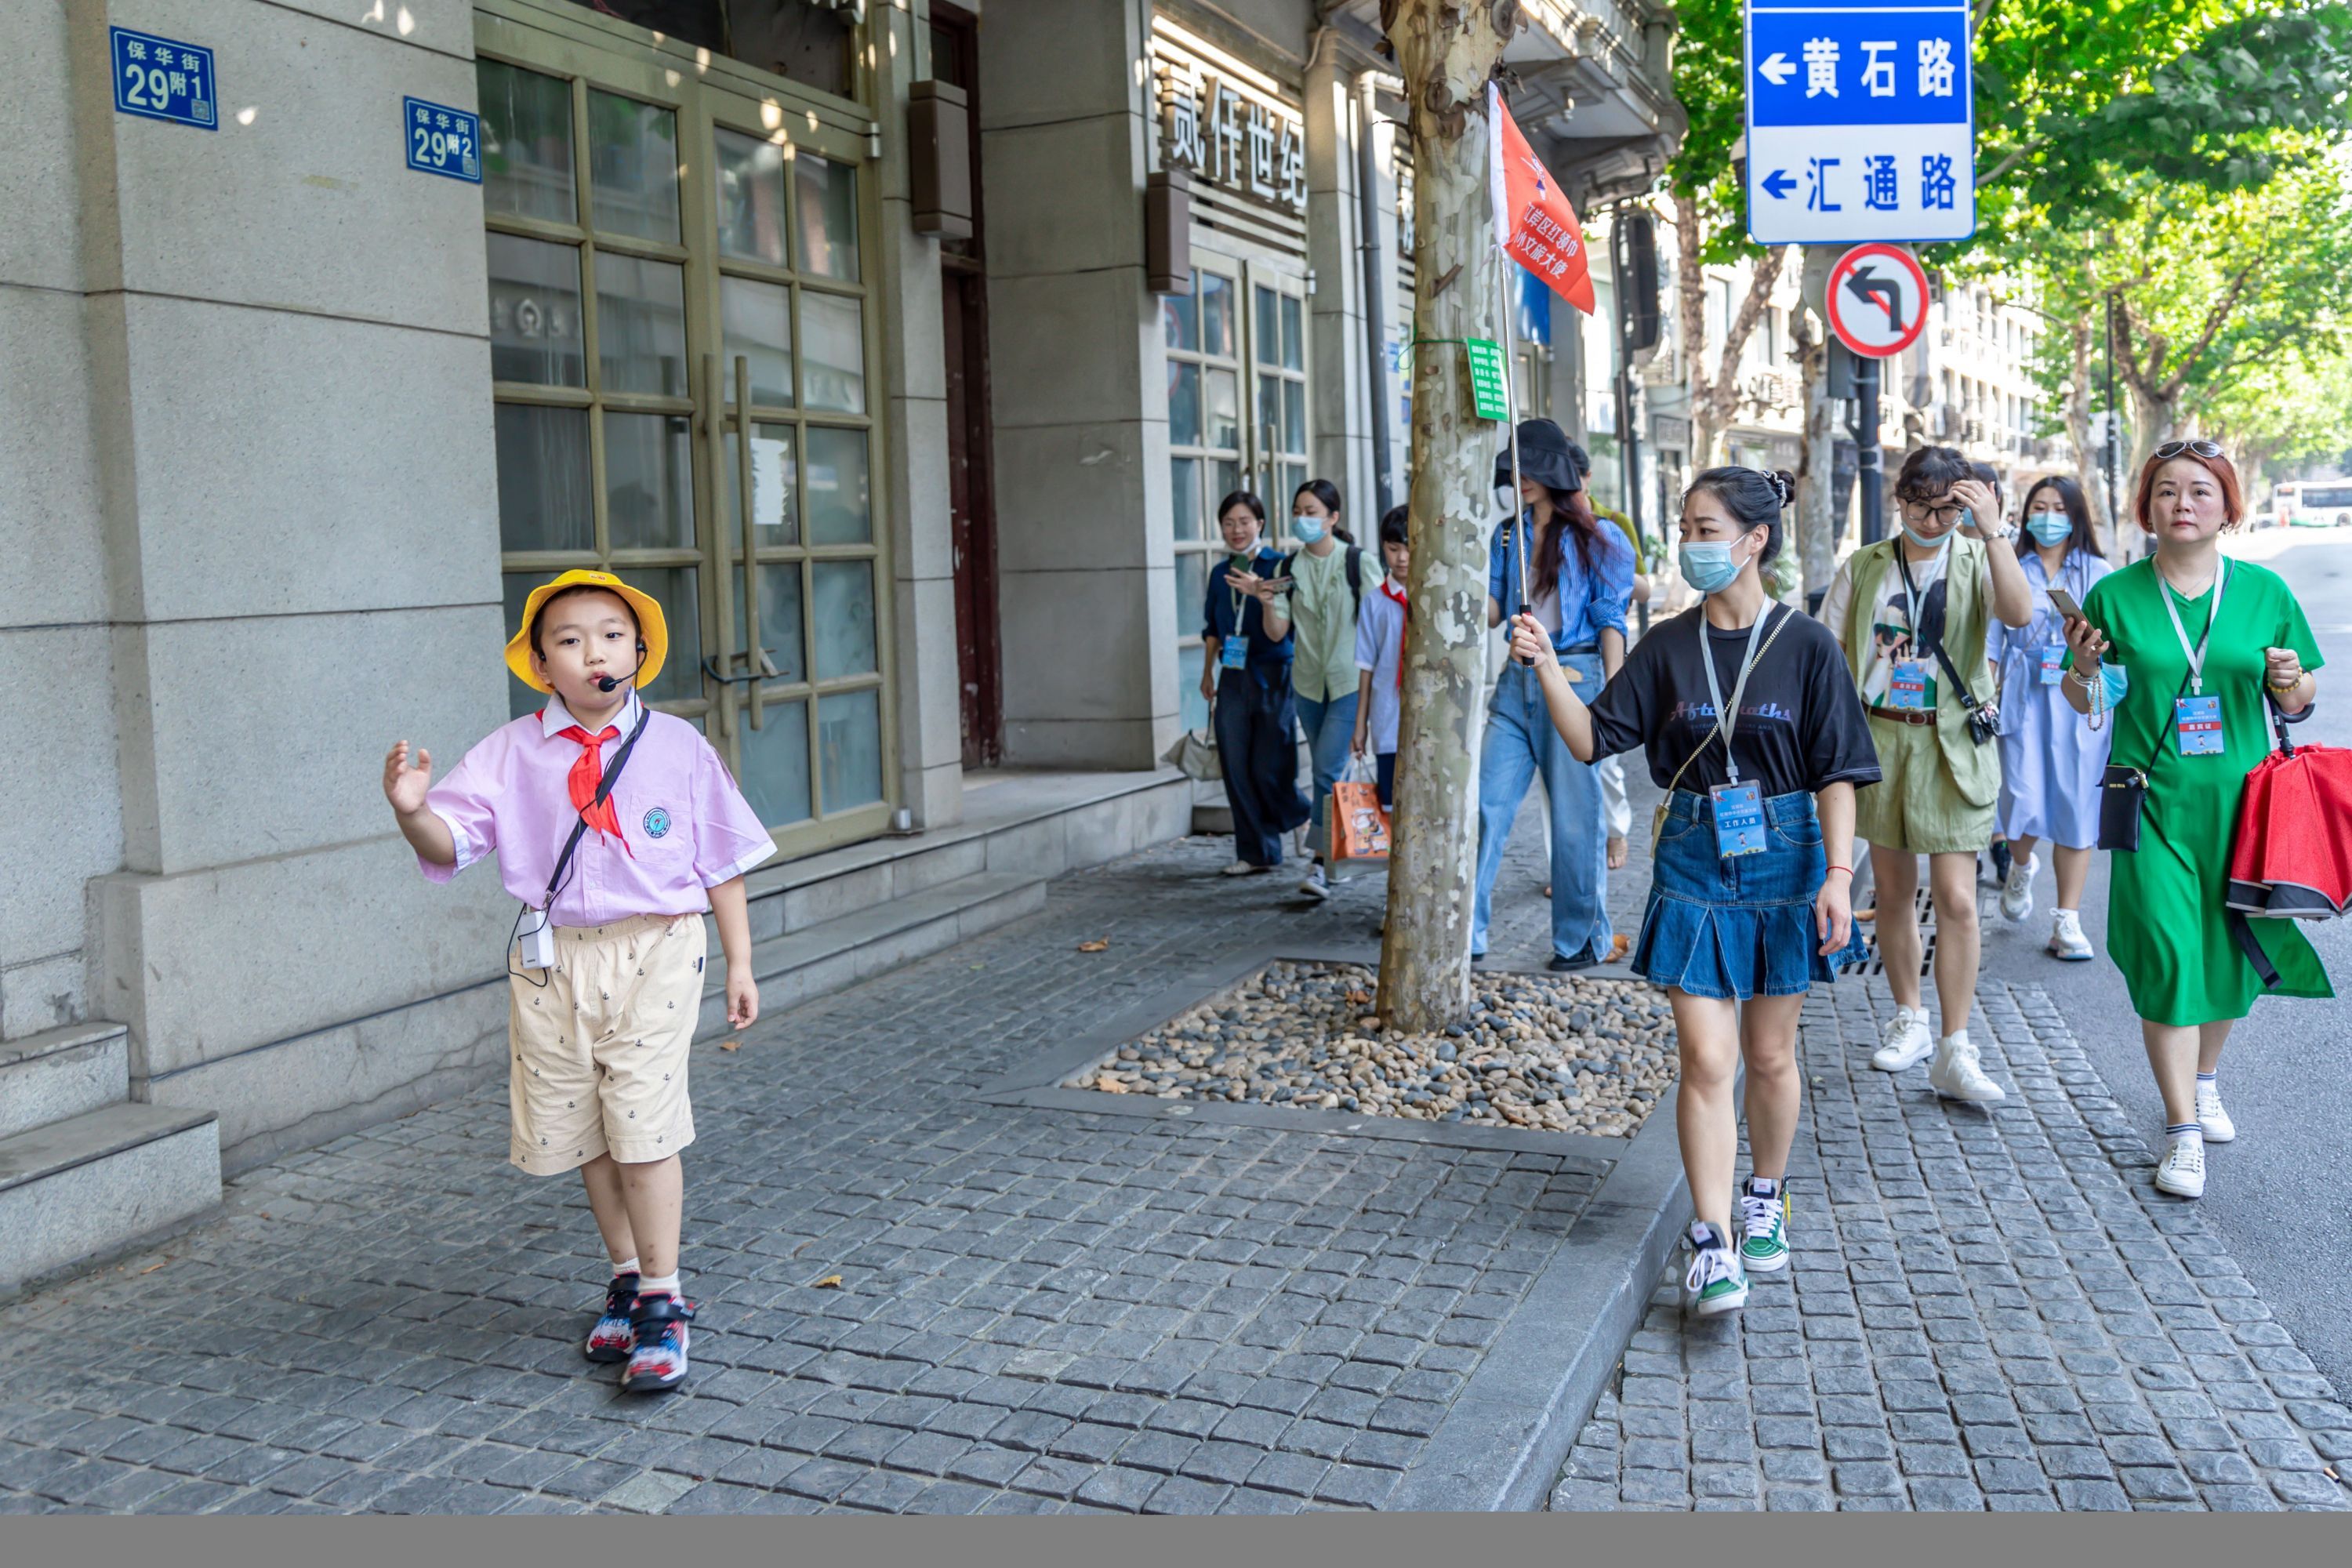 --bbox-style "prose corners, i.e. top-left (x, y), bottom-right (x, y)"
top-left (1381, 579), bottom-right (1409, 688)
top-left (554, 723), bottom-right (633, 855)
